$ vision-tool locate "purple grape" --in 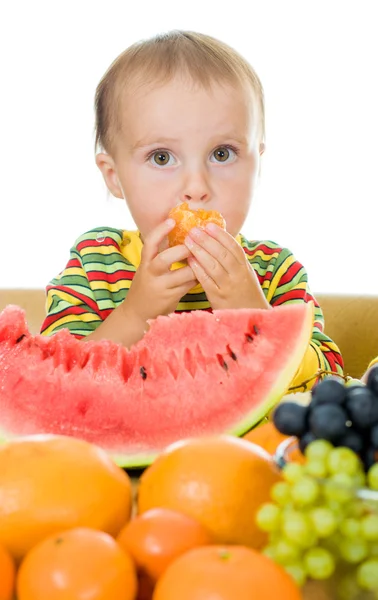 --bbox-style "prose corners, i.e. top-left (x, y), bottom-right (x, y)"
top-left (338, 430), bottom-right (364, 454)
top-left (371, 423), bottom-right (378, 449)
top-left (272, 402), bottom-right (308, 437)
top-left (367, 365), bottom-right (378, 397)
top-left (310, 377), bottom-right (347, 407)
top-left (345, 386), bottom-right (378, 429)
top-left (309, 403), bottom-right (349, 443)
